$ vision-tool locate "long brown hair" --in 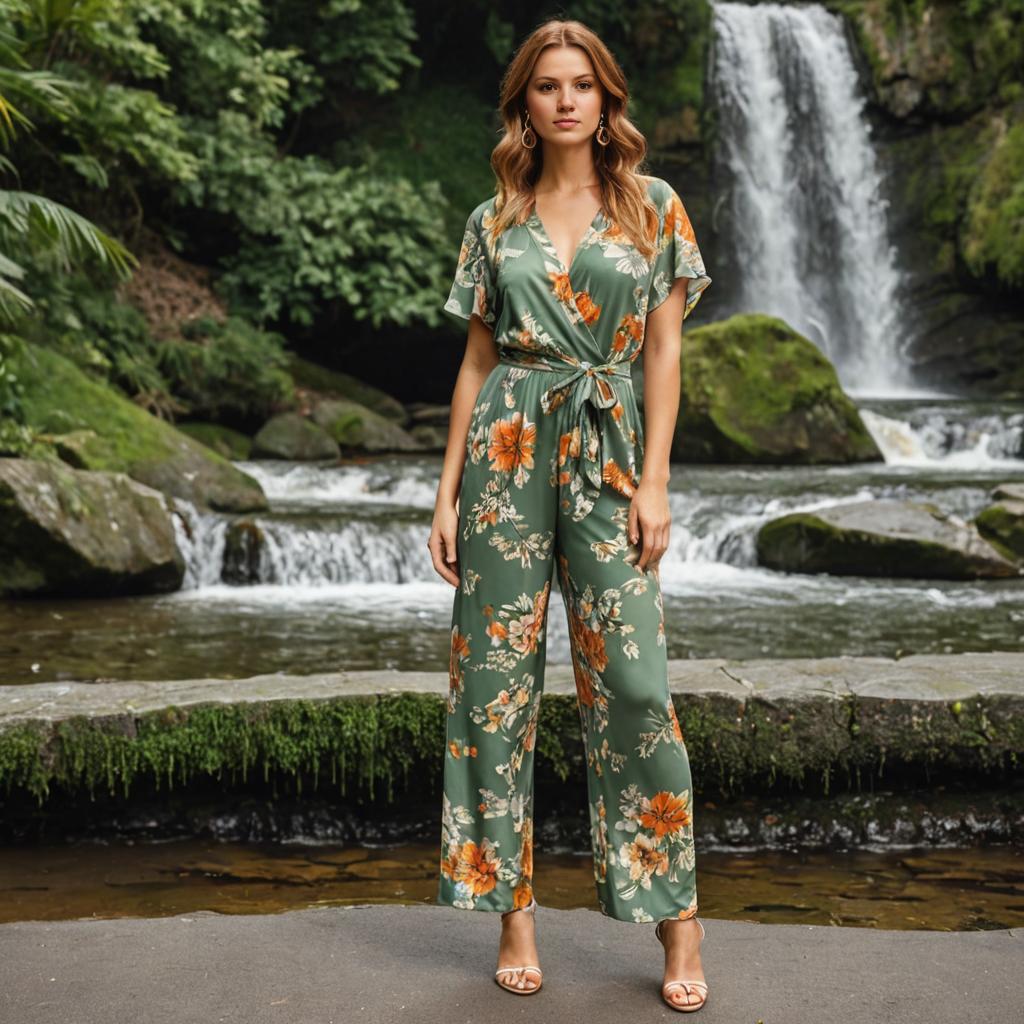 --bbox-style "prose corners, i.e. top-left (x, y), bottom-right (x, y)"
top-left (489, 19), bottom-right (660, 261)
